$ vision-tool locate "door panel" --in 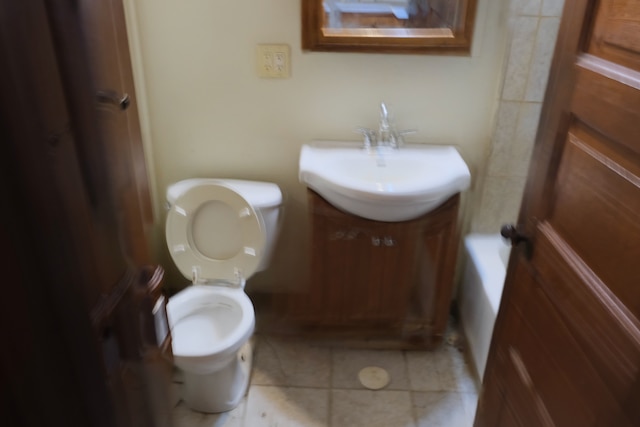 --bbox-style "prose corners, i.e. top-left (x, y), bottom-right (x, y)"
top-left (476, 0), bottom-right (640, 425)
top-left (495, 262), bottom-right (597, 426)
top-left (550, 123), bottom-right (640, 316)
top-left (588, 1), bottom-right (640, 70)
top-left (572, 59), bottom-right (640, 155)
top-left (535, 224), bottom-right (640, 413)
